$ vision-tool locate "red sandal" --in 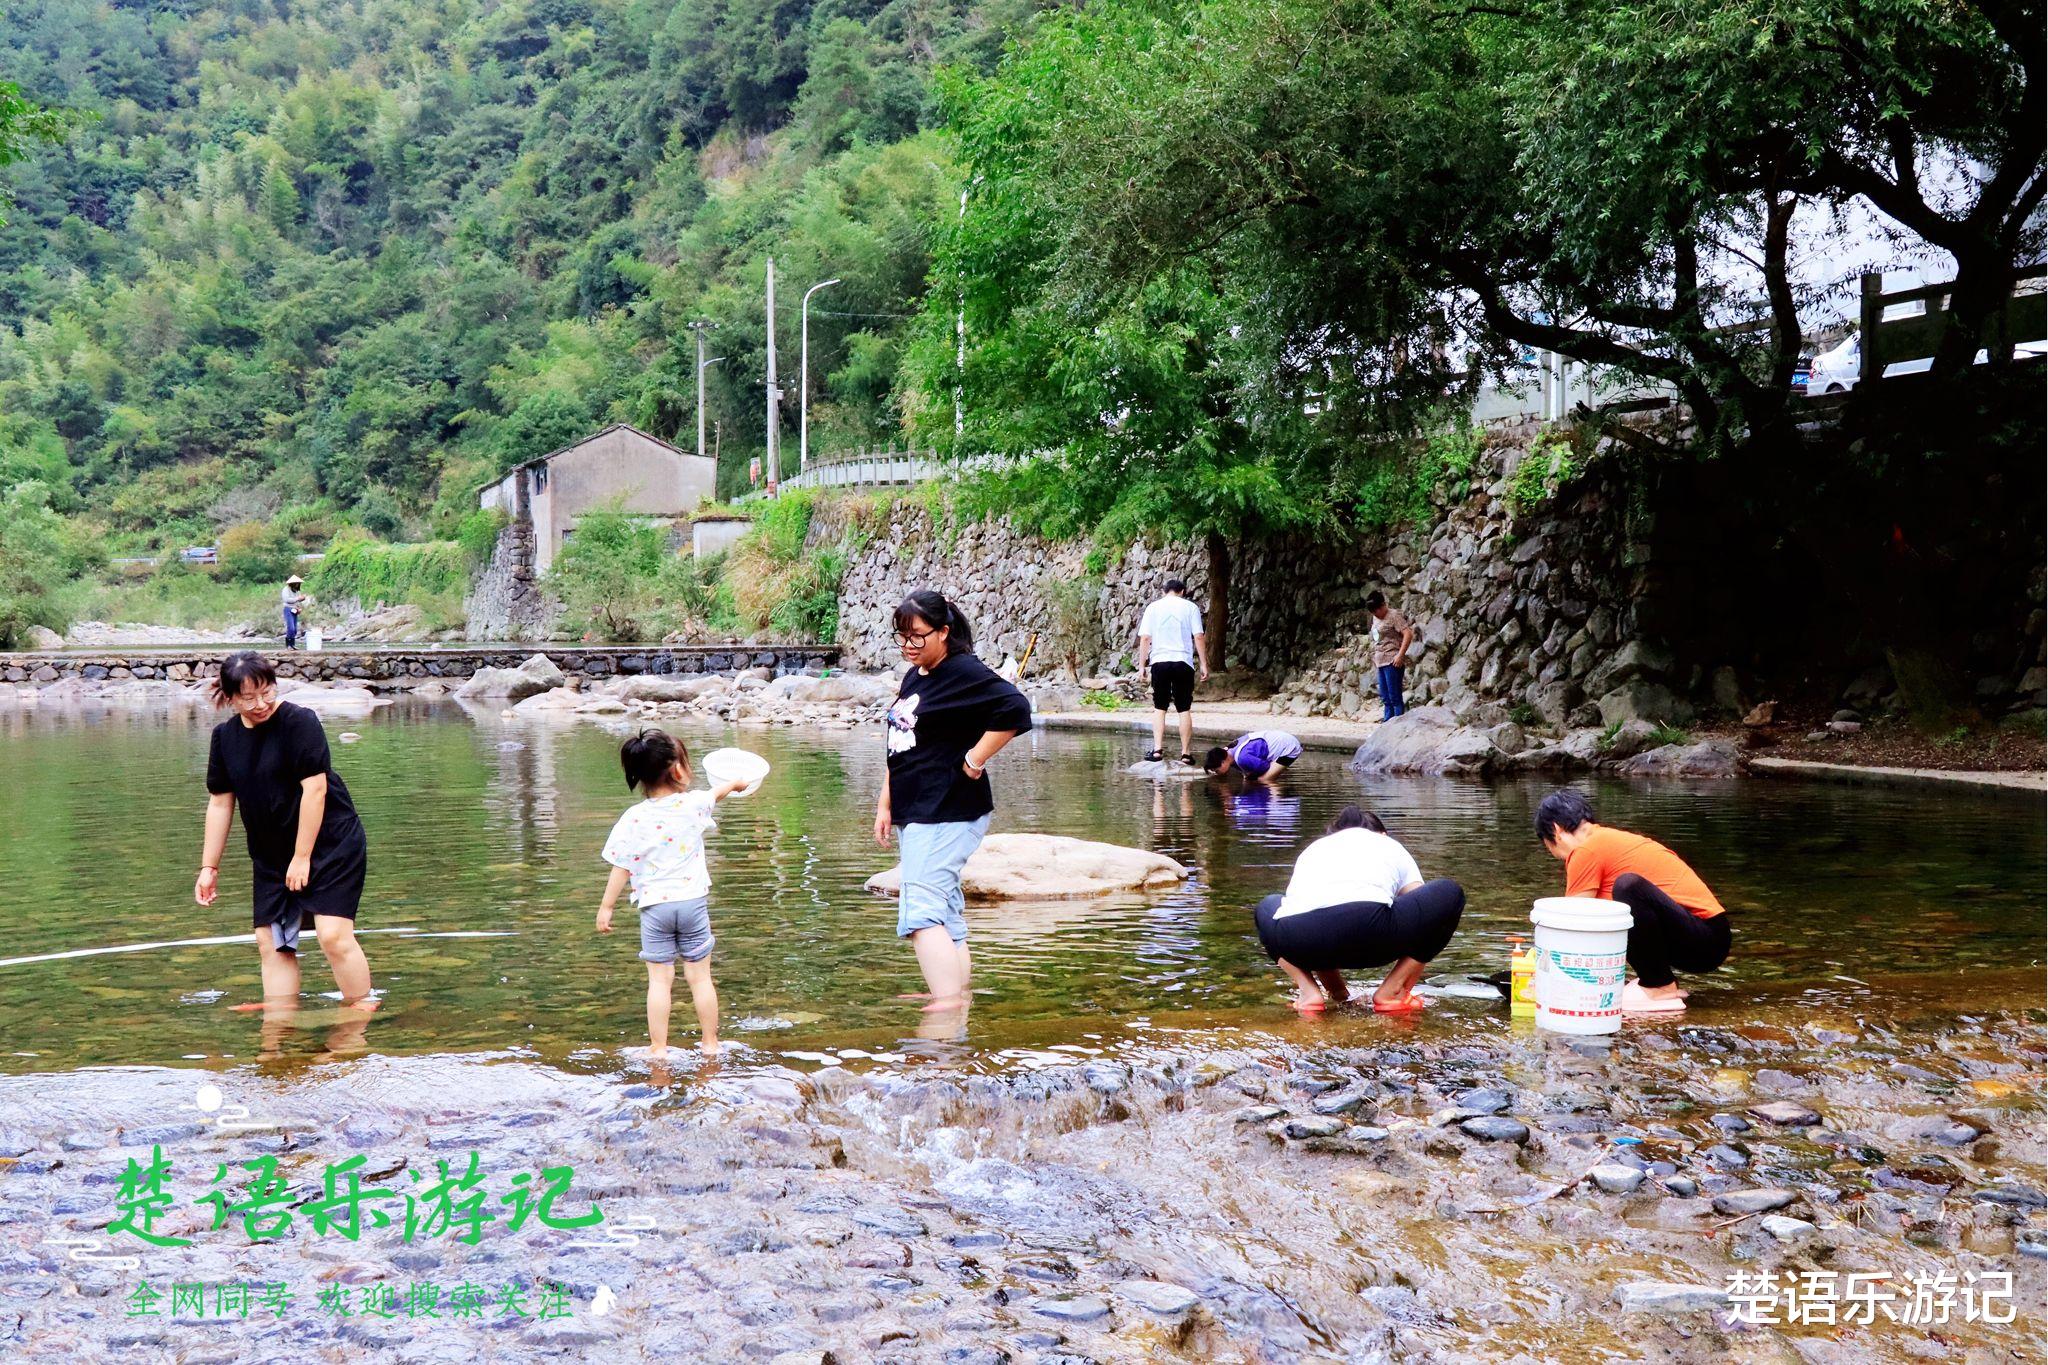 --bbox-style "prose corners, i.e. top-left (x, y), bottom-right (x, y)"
top-left (1371, 993), bottom-right (1427, 1015)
